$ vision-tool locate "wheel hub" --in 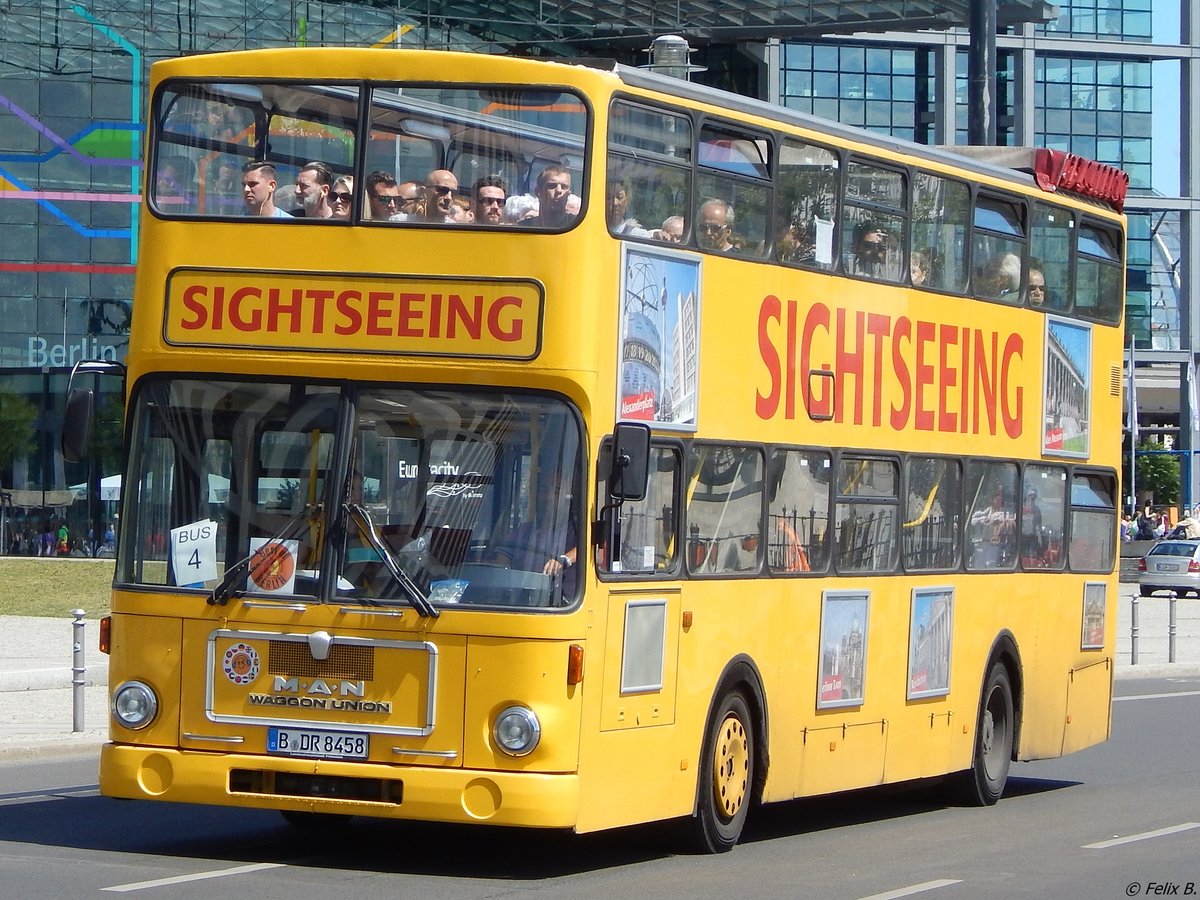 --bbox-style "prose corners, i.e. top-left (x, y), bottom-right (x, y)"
top-left (711, 713), bottom-right (749, 819)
